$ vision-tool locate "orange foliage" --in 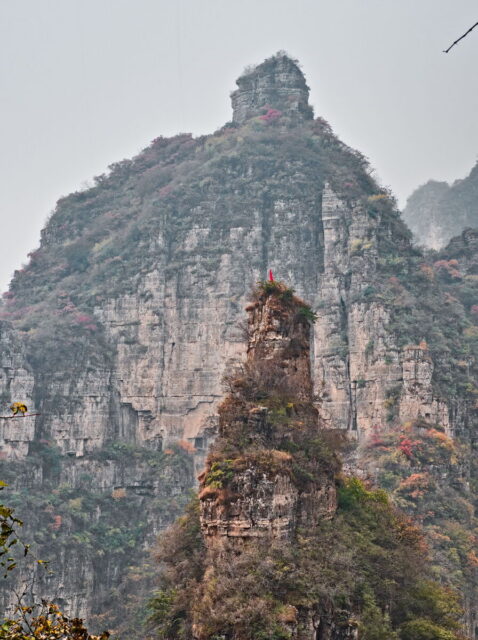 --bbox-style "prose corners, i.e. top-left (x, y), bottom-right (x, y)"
top-left (198, 486), bottom-right (233, 505)
top-left (395, 515), bottom-right (428, 553)
top-left (398, 473), bottom-right (432, 499)
top-left (433, 259), bottom-right (462, 280)
top-left (467, 550), bottom-right (478, 568)
top-left (176, 439), bottom-right (196, 454)
top-left (198, 485), bottom-right (219, 501)
top-left (419, 264), bottom-right (435, 281)
top-left (425, 428), bottom-right (454, 448)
